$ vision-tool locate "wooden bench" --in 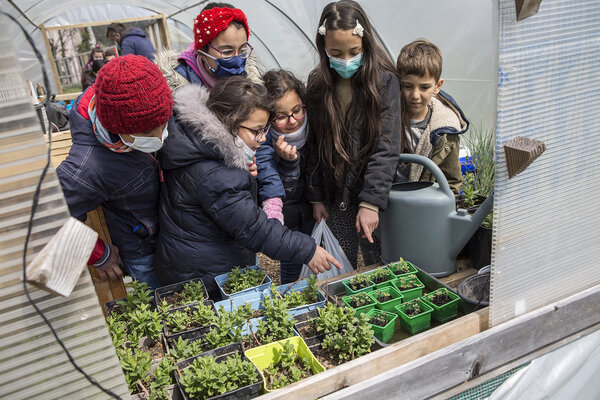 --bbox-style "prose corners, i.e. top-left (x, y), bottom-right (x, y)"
top-left (45, 130), bottom-right (126, 314)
